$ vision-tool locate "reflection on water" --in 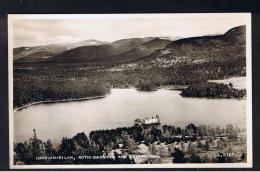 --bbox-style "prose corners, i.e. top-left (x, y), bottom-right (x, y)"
top-left (14, 88), bottom-right (246, 143)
